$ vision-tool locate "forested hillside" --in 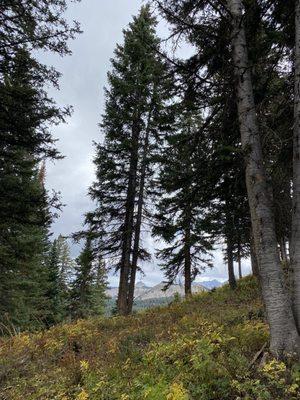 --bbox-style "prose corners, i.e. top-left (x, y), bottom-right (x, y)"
top-left (2, 1), bottom-right (300, 398)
